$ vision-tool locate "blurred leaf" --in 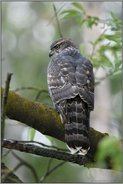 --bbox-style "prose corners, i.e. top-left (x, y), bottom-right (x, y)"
top-left (114, 60), bottom-right (122, 70)
top-left (96, 136), bottom-right (122, 171)
top-left (109, 11), bottom-right (122, 30)
top-left (86, 16), bottom-right (99, 28)
top-left (99, 45), bottom-right (121, 52)
top-left (80, 18), bottom-right (86, 26)
top-left (60, 9), bottom-right (81, 18)
top-left (72, 2), bottom-right (85, 13)
top-left (103, 32), bottom-right (121, 43)
top-left (100, 54), bottom-right (114, 68)
top-left (111, 69), bottom-right (122, 78)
